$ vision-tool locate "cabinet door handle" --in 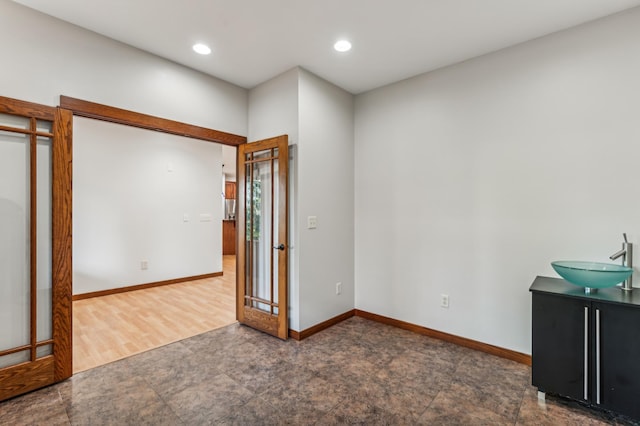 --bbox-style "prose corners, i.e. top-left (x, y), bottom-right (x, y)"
top-left (596, 308), bottom-right (601, 405)
top-left (584, 306), bottom-right (589, 401)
